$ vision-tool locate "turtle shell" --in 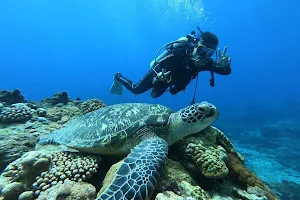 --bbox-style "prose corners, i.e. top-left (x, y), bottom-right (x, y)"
top-left (39, 103), bottom-right (173, 153)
